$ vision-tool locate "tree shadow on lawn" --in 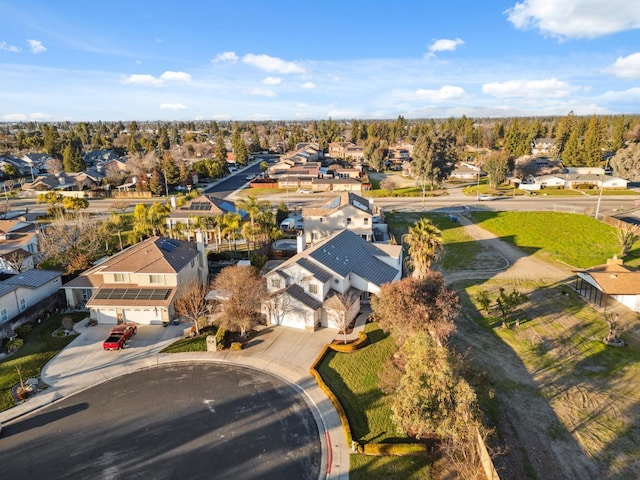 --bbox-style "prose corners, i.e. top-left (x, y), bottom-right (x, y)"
top-left (452, 280), bottom-right (604, 480)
